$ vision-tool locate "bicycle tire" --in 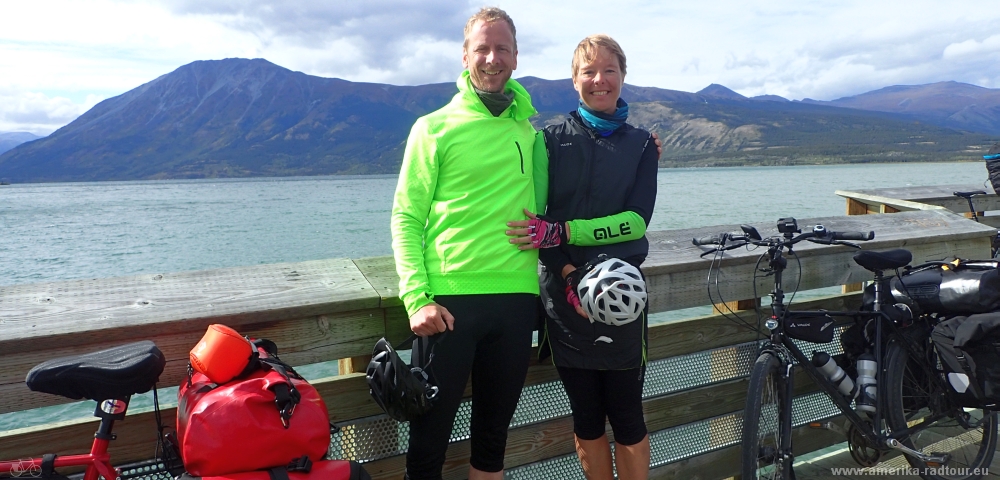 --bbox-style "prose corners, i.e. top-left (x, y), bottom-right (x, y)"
top-left (741, 352), bottom-right (790, 480)
top-left (884, 339), bottom-right (997, 480)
